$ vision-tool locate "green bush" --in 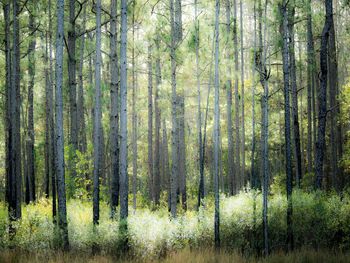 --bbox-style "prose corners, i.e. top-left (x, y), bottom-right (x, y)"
top-left (1, 190), bottom-right (350, 258)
